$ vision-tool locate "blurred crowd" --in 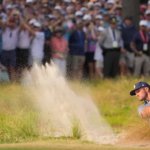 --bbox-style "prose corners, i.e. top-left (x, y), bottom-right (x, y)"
top-left (0, 0), bottom-right (149, 82)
